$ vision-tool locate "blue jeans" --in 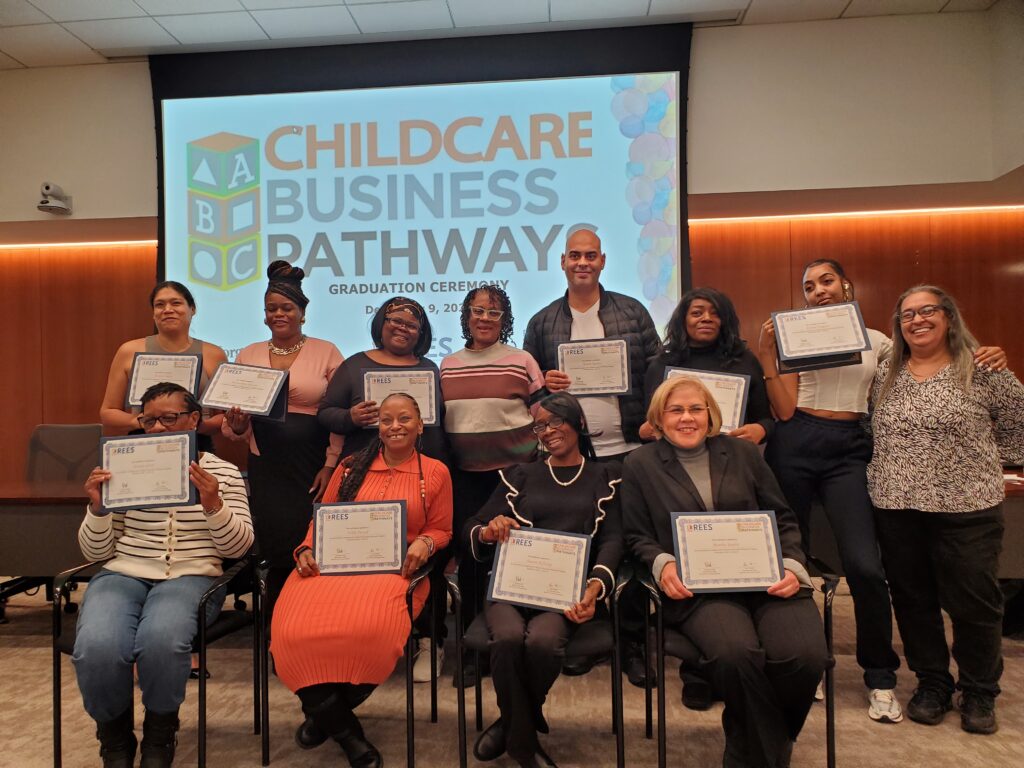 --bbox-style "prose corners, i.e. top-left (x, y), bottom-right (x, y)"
top-left (72, 569), bottom-right (223, 722)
